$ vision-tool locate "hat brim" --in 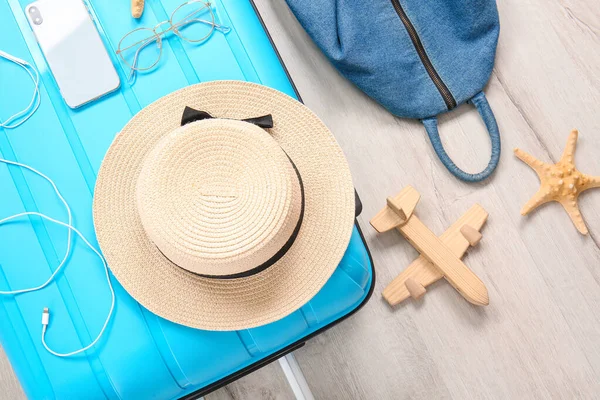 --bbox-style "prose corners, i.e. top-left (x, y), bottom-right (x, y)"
top-left (93, 81), bottom-right (355, 330)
